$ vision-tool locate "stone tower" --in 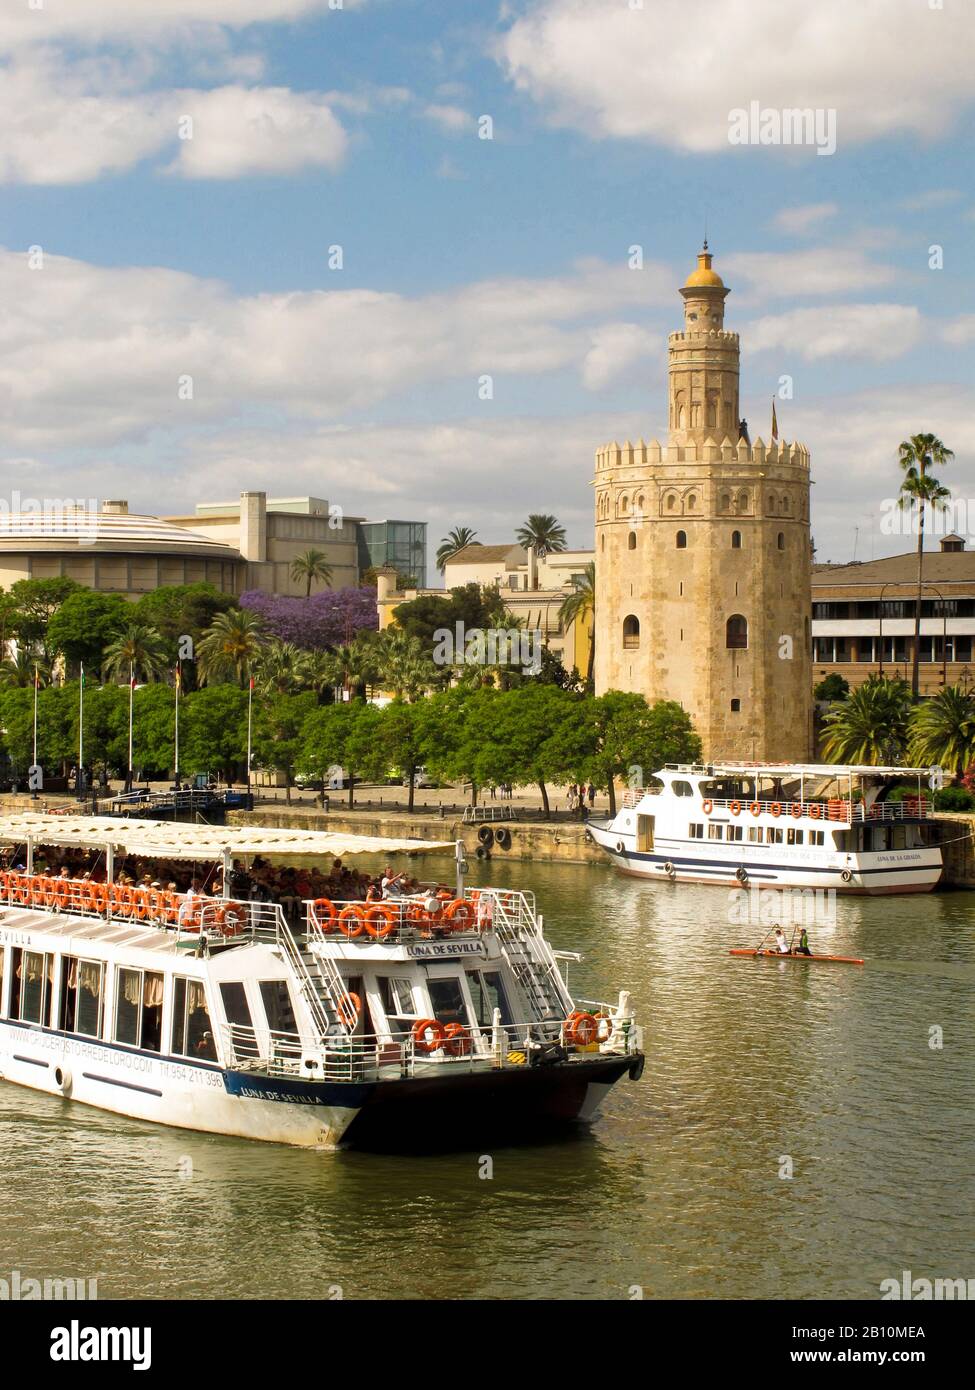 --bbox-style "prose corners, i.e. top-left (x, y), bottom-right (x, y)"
top-left (593, 246), bottom-right (813, 762)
